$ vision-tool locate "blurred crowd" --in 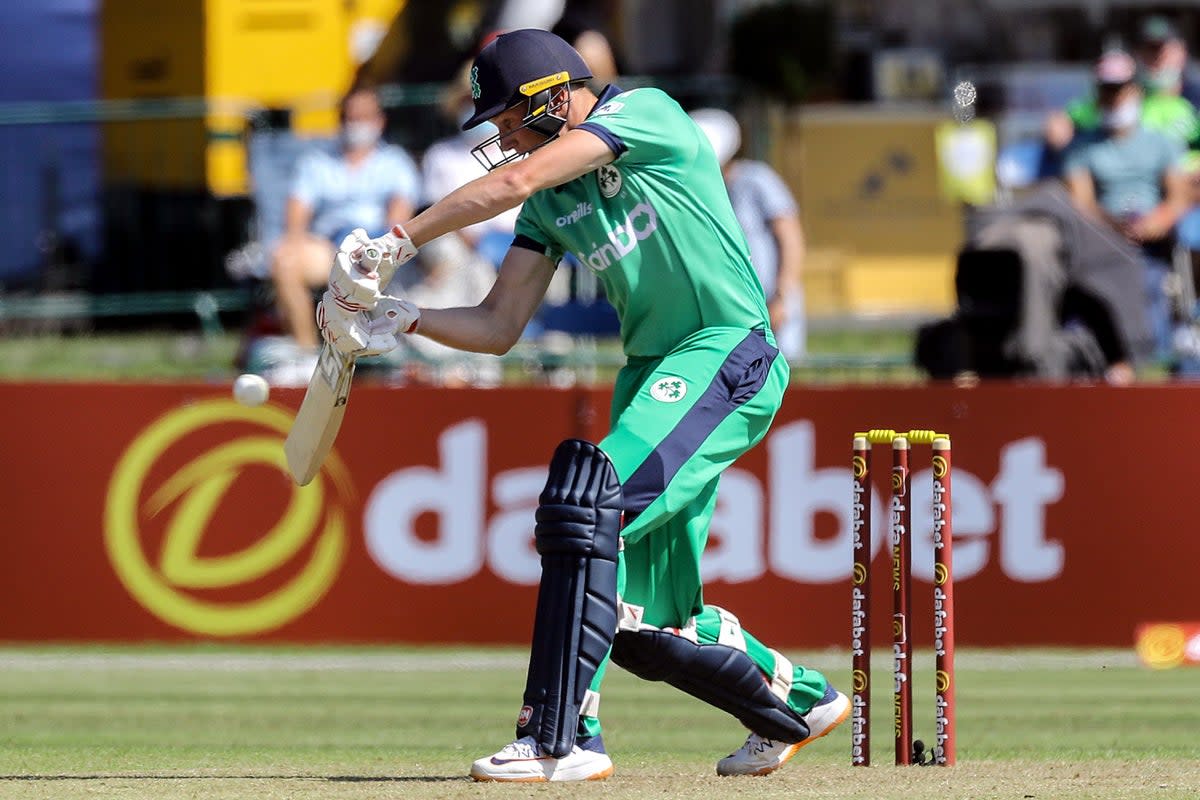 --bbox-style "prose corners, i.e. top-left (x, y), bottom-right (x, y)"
top-left (16, 2), bottom-right (1200, 385)
top-left (232, 20), bottom-right (808, 389)
top-left (920, 13), bottom-right (1200, 384)
top-left (233, 25), bottom-right (620, 387)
